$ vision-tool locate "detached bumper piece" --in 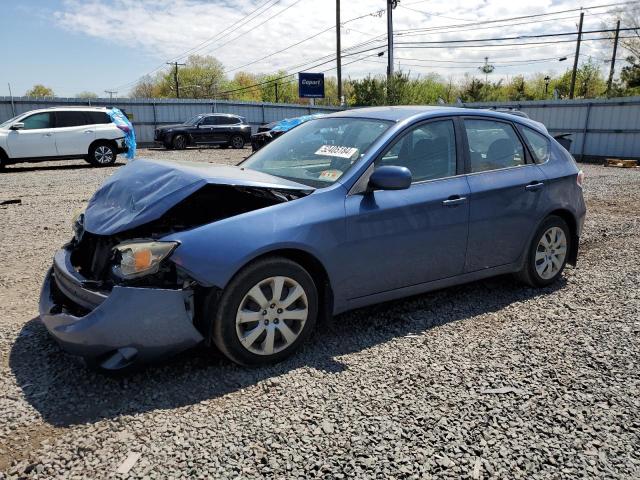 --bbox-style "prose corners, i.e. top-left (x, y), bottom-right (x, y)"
top-left (39, 249), bottom-right (204, 370)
